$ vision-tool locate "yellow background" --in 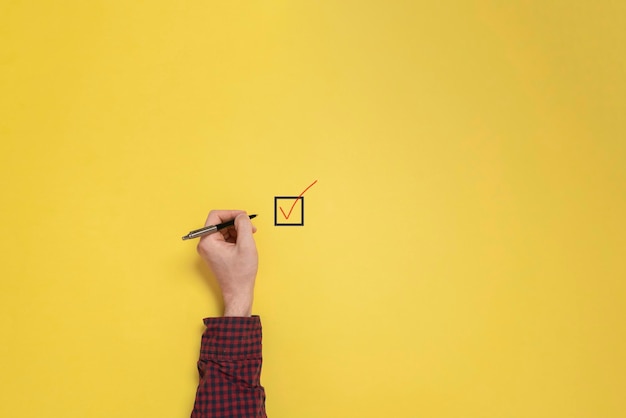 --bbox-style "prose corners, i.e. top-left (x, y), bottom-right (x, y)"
top-left (1, 1), bottom-right (625, 417)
